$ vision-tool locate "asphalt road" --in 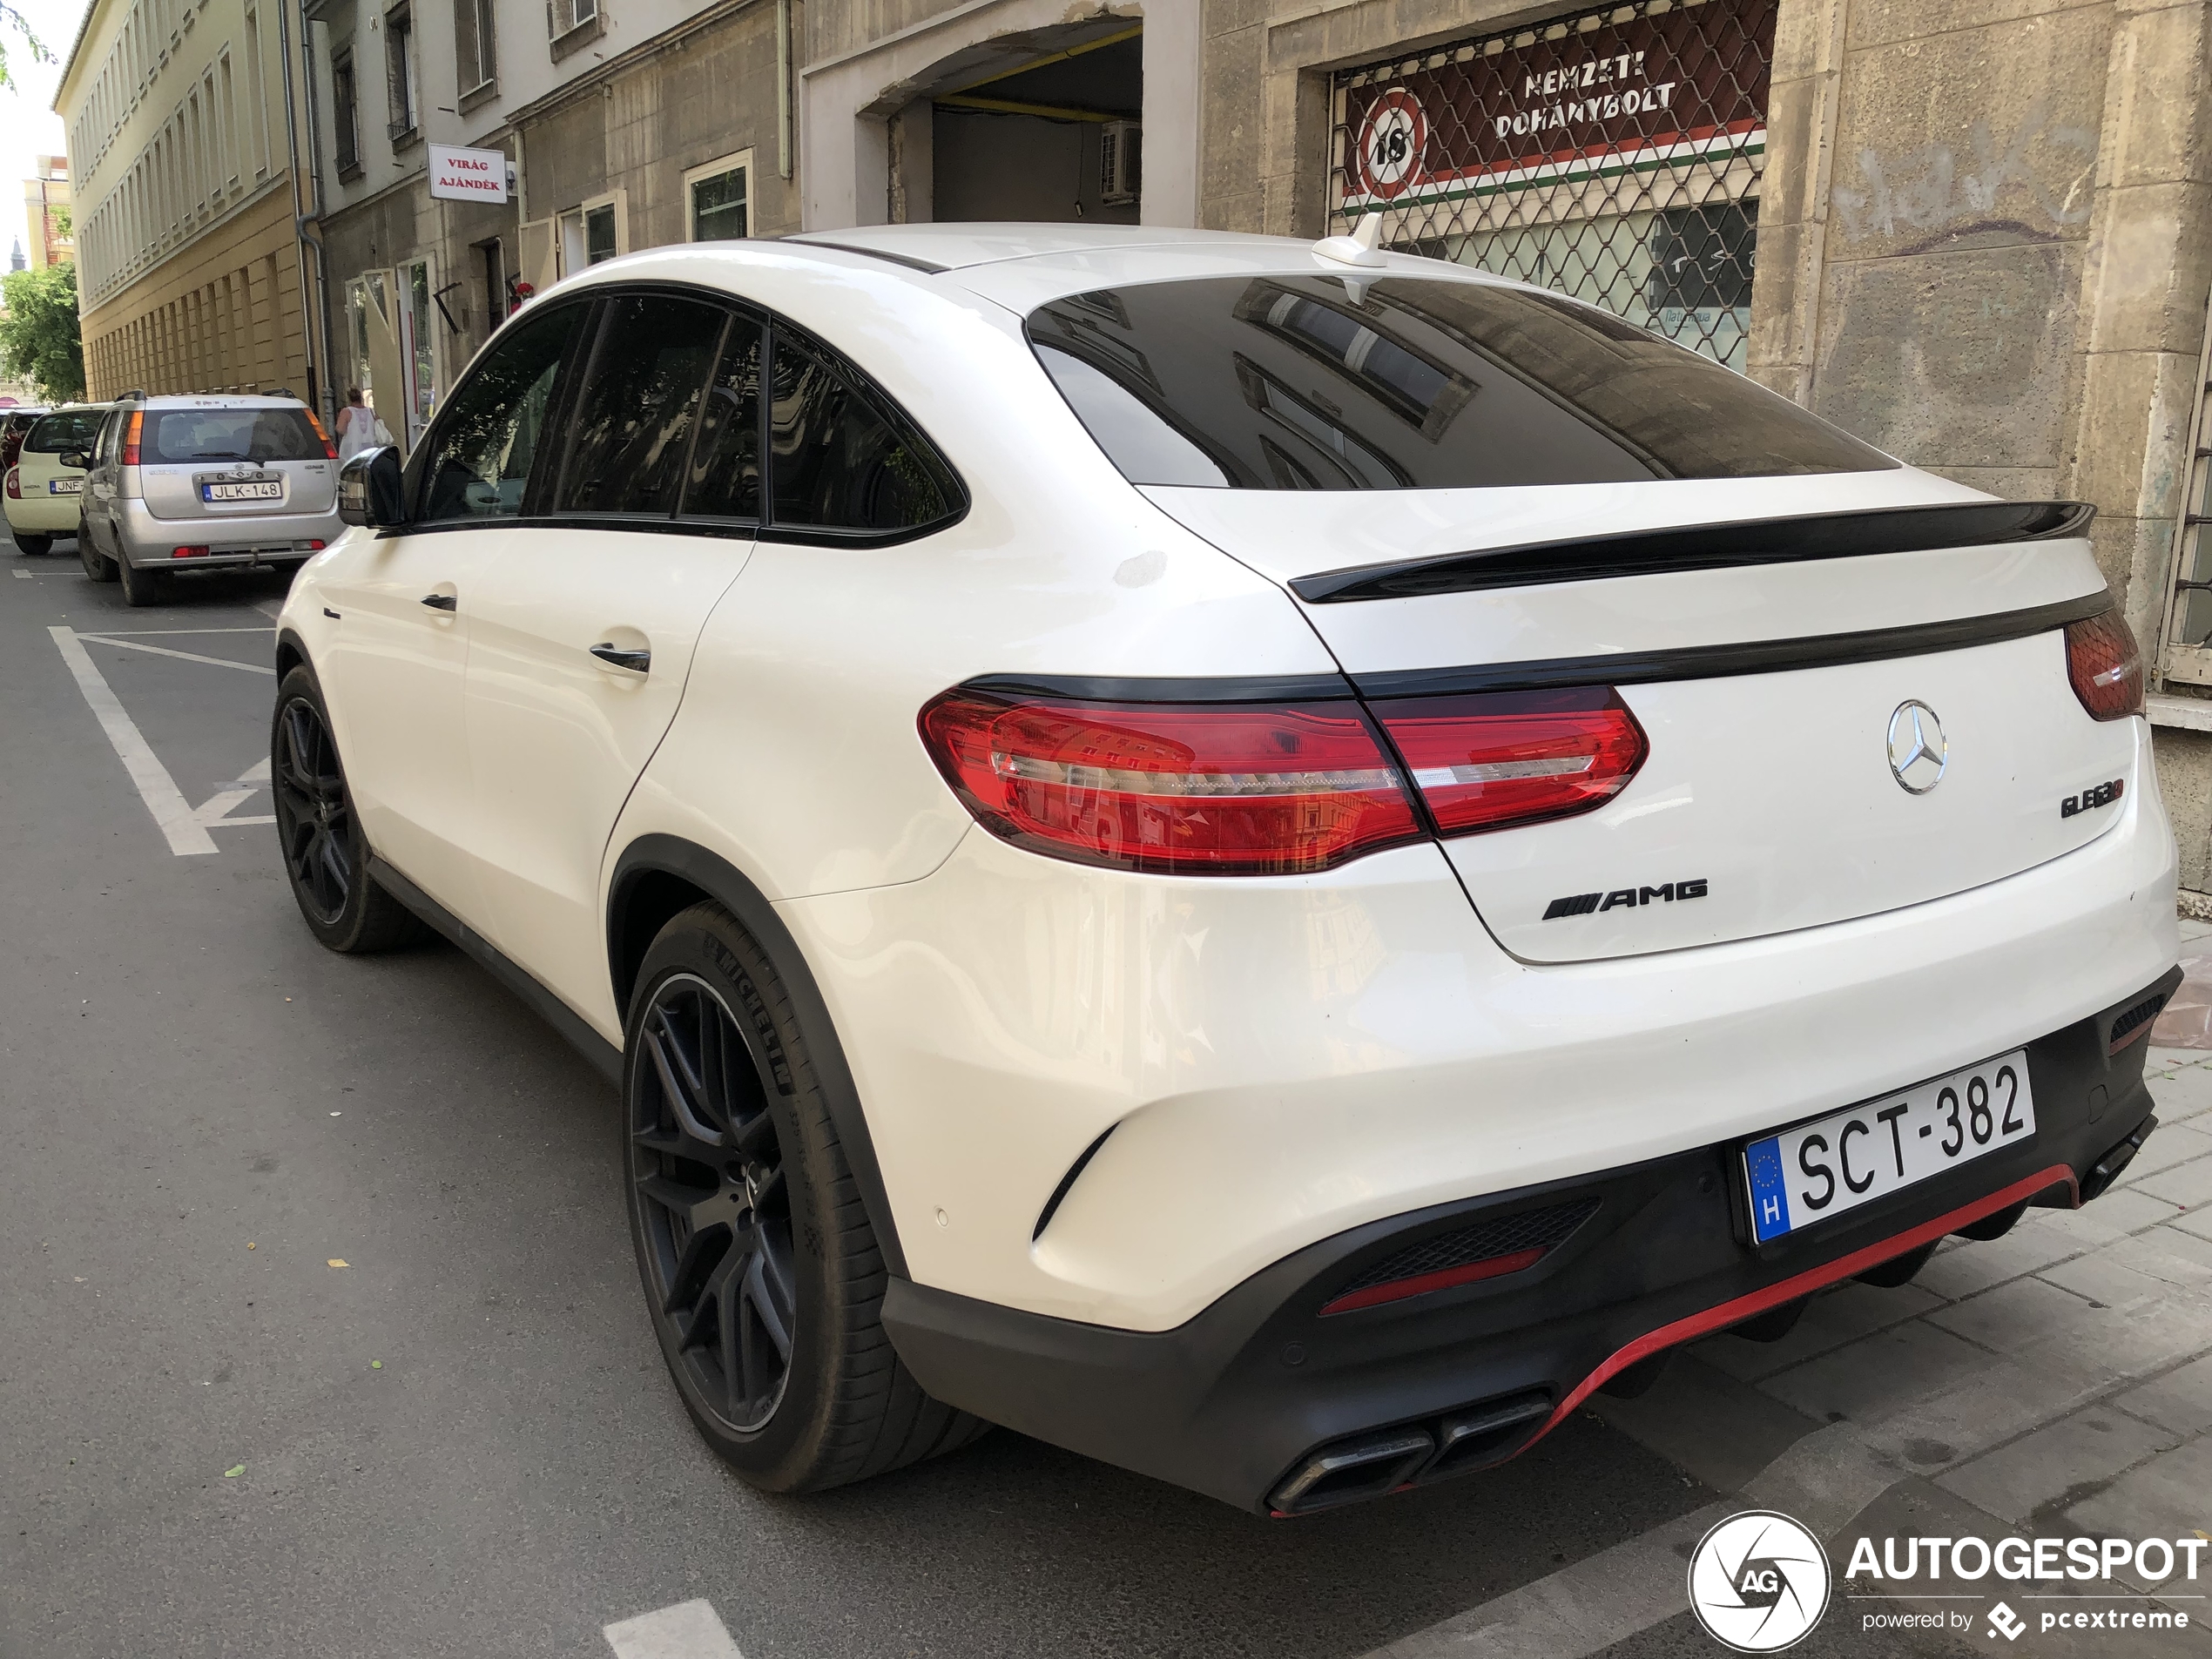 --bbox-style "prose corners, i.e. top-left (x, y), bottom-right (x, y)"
top-left (0, 527), bottom-right (1722, 1658)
